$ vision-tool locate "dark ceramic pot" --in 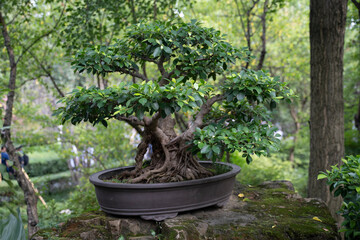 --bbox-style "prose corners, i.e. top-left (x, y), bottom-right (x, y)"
top-left (89, 161), bottom-right (241, 221)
